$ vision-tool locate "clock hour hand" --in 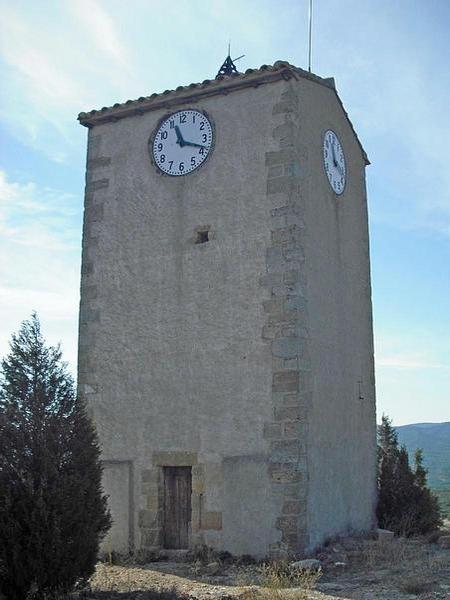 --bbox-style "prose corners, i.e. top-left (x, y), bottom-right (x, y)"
top-left (174, 125), bottom-right (185, 147)
top-left (334, 154), bottom-right (344, 176)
